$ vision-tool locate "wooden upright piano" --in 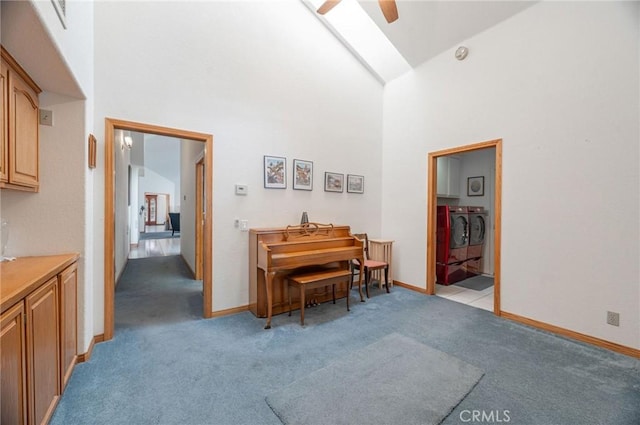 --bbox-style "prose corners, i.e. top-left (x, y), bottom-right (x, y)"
top-left (249, 224), bottom-right (364, 329)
